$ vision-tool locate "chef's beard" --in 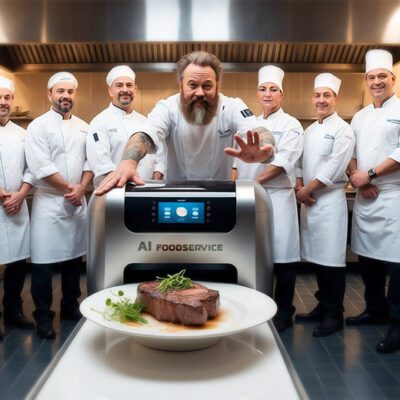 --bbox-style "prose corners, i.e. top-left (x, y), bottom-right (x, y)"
top-left (118, 91), bottom-right (134, 106)
top-left (54, 98), bottom-right (73, 114)
top-left (180, 93), bottom-right (218, 125)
